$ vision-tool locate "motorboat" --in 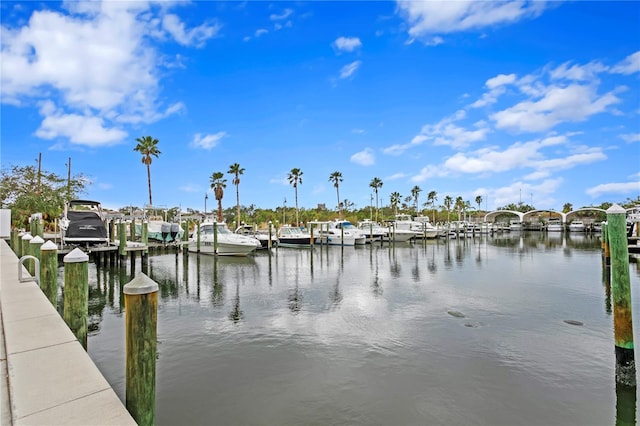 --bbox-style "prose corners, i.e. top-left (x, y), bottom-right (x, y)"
top-left (59, 199), bottom-right (110, 246)
top-left (140, 216), bottom-right (183, 242)
top-left (312, 220), bottom-right (366, 246)
top-left (509, 219), bottom-right (522, 232)
top-left (188, 221), bottom-right (260, 256)
top-left (393, 214), bottom-right (438, 239)
top-left (568, 220), bottom-right (585, 232)
top-left (546, 217), bottom-right (564, 232)
top-left (235, 224), bottom-right (278, 249)
top-left (357, 219), bottom-right (387, 243)
top-left (277, 225), bottom-right (317, 248)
